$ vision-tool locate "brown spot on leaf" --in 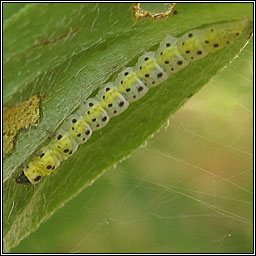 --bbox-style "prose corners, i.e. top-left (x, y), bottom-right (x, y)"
top-left (3, 94), bottom-right (45, 154)
top-left (32, 28), bottom-right (78, 48)
top-left (133, 3), bottom-right (177, 20)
